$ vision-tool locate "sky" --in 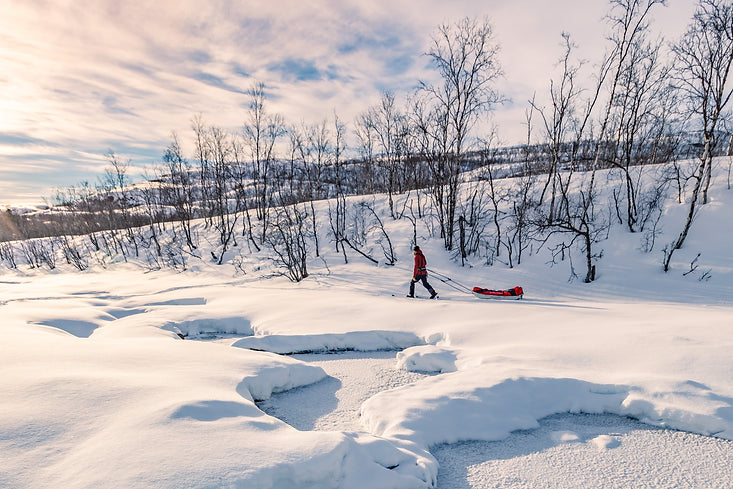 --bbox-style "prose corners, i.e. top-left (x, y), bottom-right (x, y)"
top-left (0, 0), bottom-right (698, 206)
